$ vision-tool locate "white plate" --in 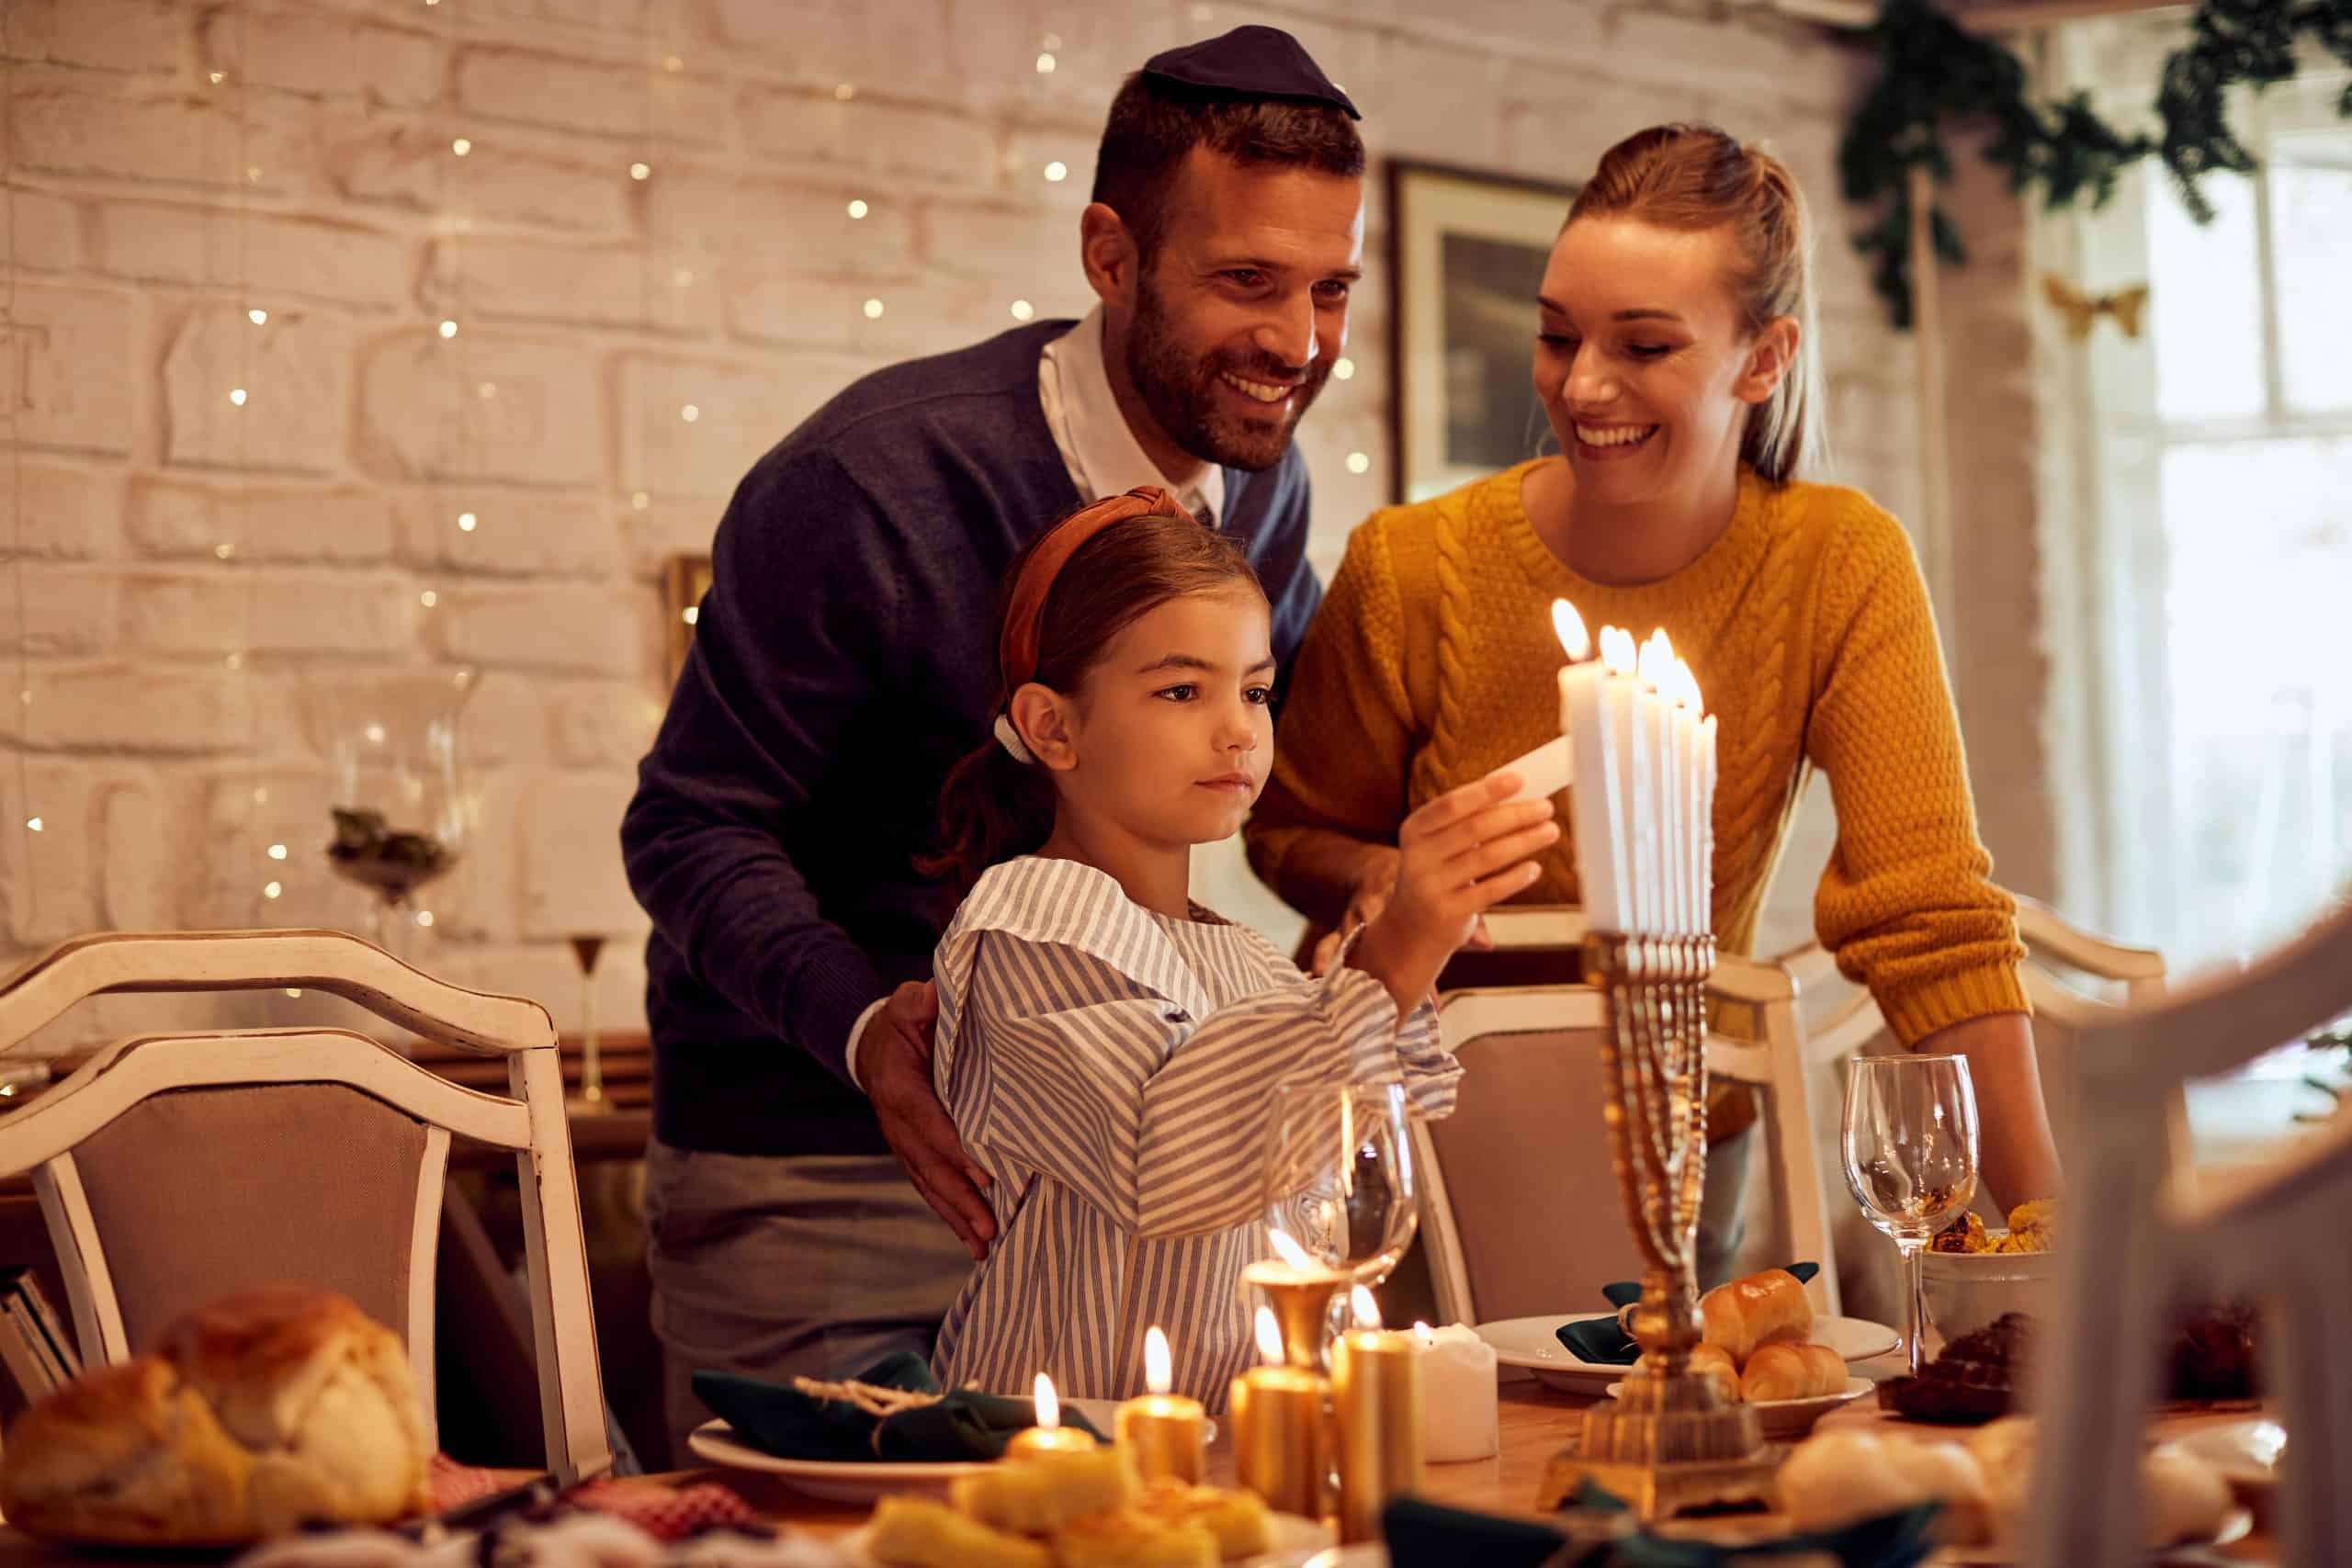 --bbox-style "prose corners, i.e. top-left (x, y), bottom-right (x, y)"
top-left (834, 1510), bottom-right (1343, 1566)
top-left (1476, 1314), bottom-right (1902, 1393)
top-left (1604, 1375), bottom-right (1873, 1438)
top-left (684, 1405), bottom-right (1215, 1505)
top-left (686, 1421), bottom-right (990, 1502)
top-left (2170, 1418), bottom-right (2286, 1495)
